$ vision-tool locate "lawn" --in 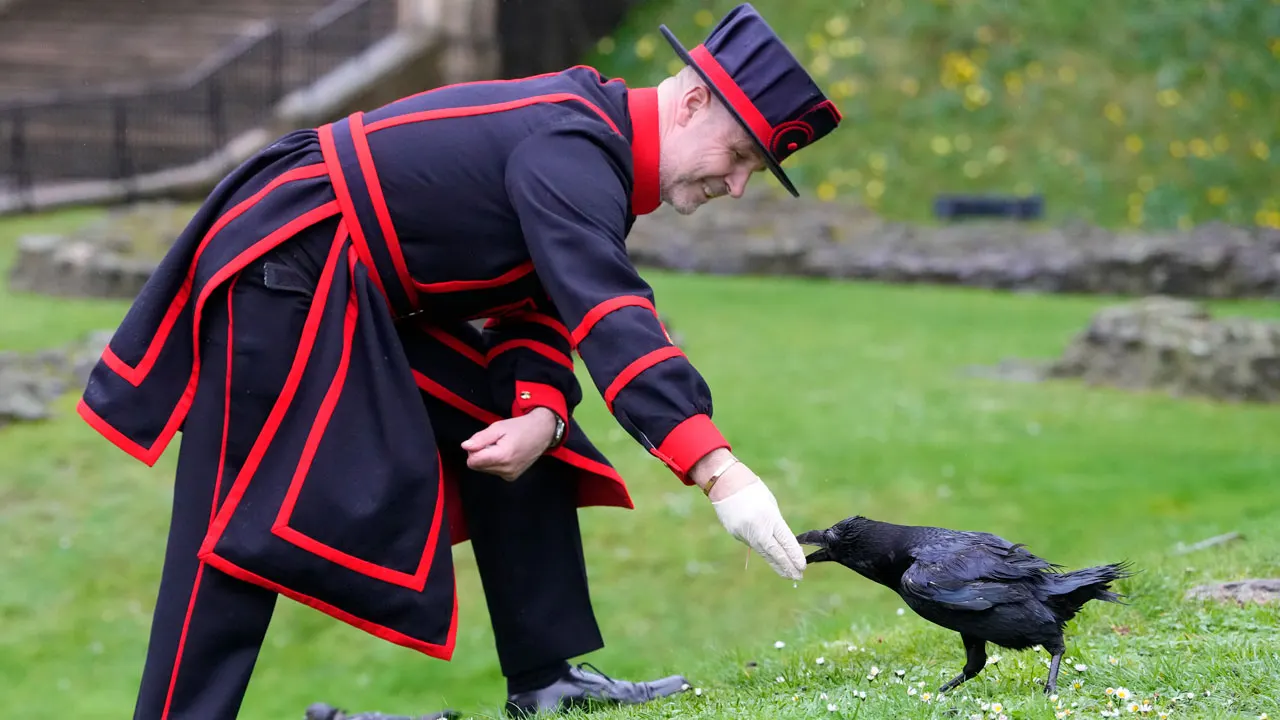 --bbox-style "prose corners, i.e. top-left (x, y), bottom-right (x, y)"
top-left (584, 0), bottom-right (1280, 231)
top-left (2, 208), bottom-right (1278, 719)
